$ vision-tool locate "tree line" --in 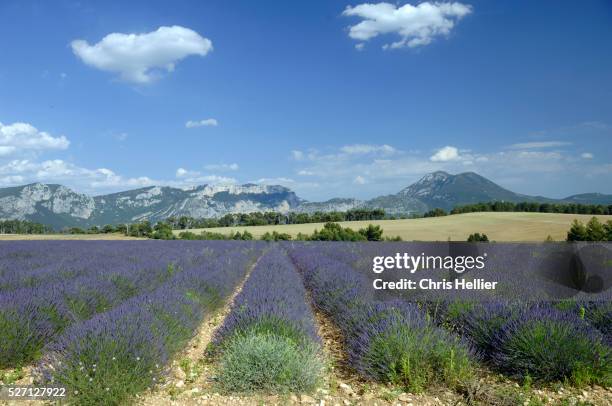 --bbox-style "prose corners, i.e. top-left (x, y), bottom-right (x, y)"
top-left (449, 201), bottom-right (612, 215)
top-left (0, 220), bottom-right (53, 234)
top-left (164, 208), bottom-right (387, 230)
